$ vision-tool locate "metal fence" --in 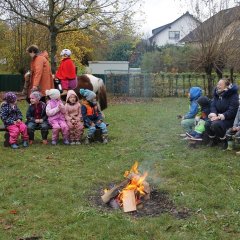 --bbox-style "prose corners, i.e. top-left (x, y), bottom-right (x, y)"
top-left (104, 72), bottom-right (239, 98)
